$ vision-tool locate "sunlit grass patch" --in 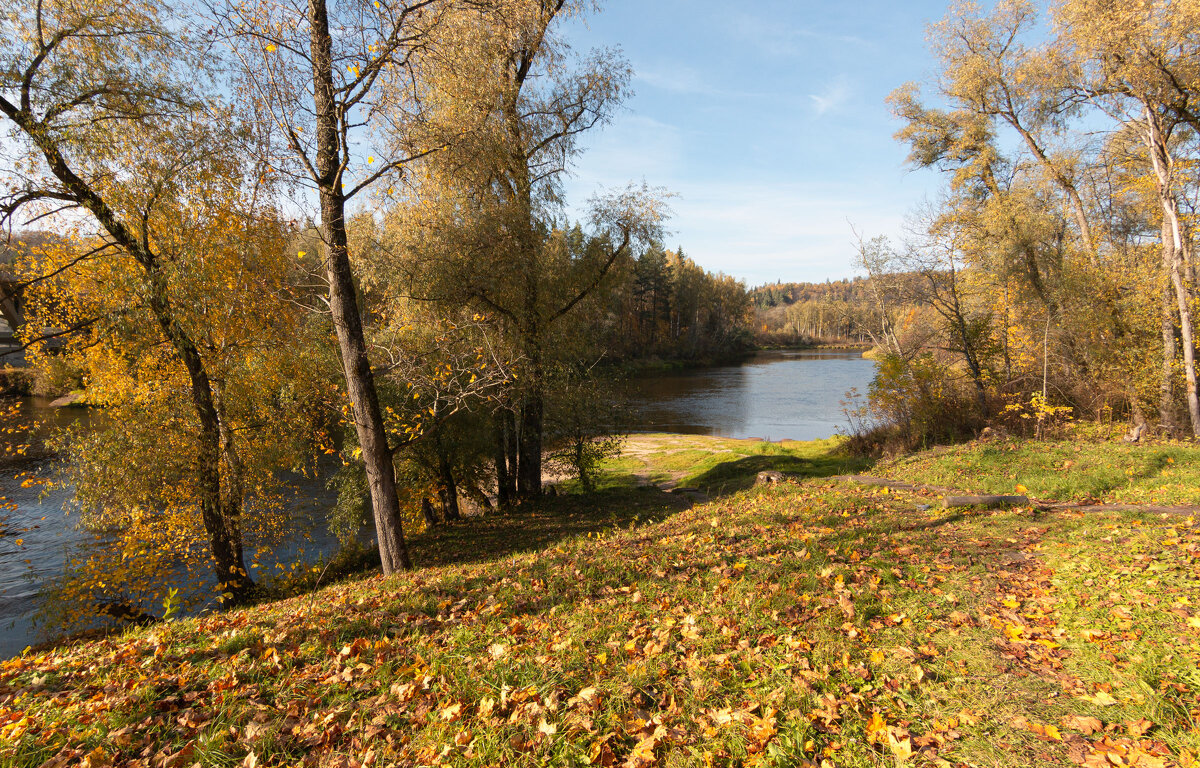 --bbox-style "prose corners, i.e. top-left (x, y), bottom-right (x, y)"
top-left (878, 437), bottom-right (1200, 505)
